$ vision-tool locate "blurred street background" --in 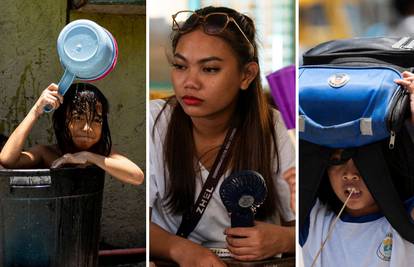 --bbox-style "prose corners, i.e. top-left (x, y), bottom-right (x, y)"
top-left (149, 0), bottom-right (295, 98)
